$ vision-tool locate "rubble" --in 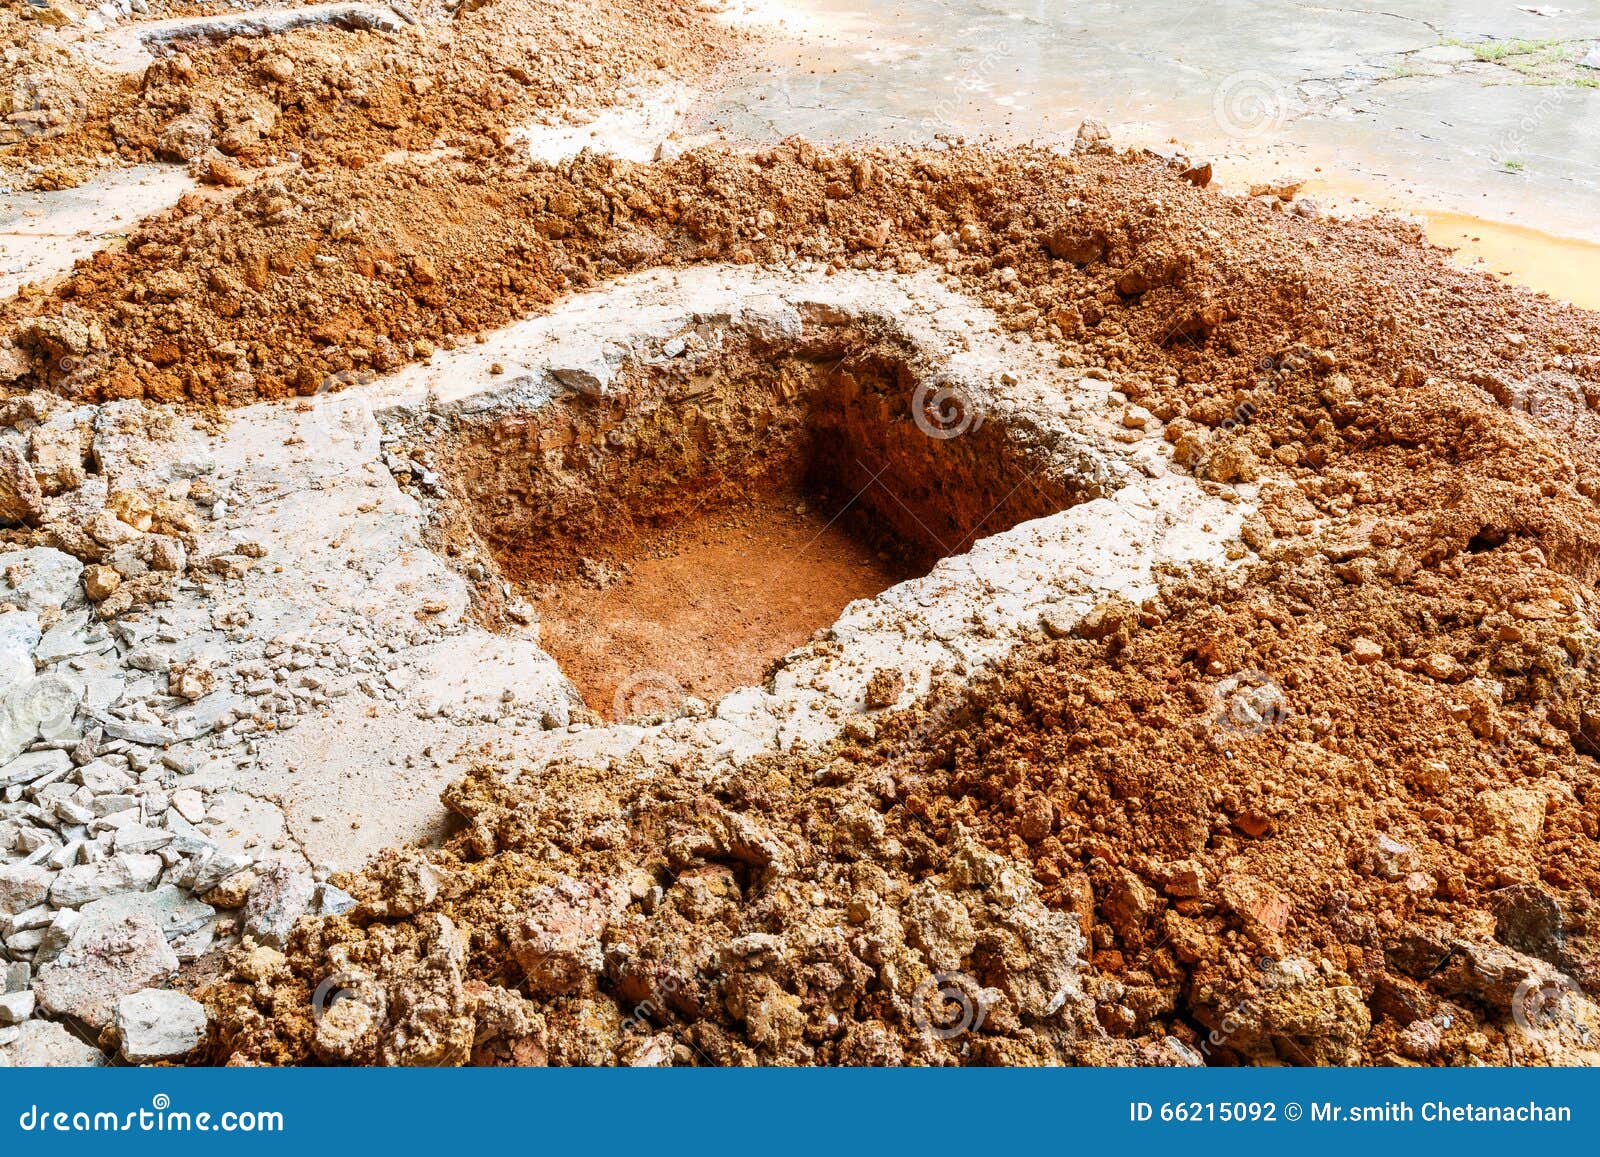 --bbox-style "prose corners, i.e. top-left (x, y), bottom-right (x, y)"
top-left (114, 988), bottom-right (206, 1062)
